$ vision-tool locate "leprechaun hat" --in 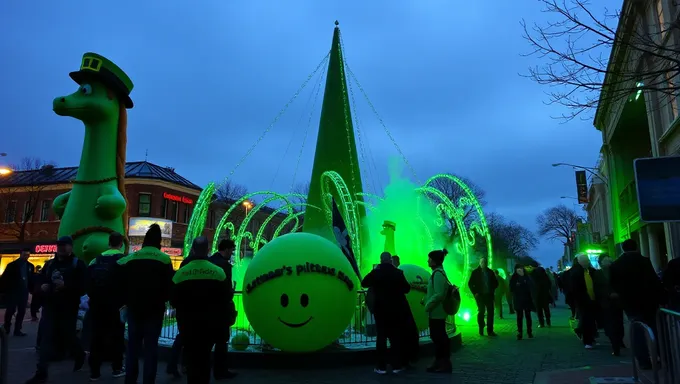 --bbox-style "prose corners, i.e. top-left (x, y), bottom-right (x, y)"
top-left (69, 52), bottom-right (134, 109)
